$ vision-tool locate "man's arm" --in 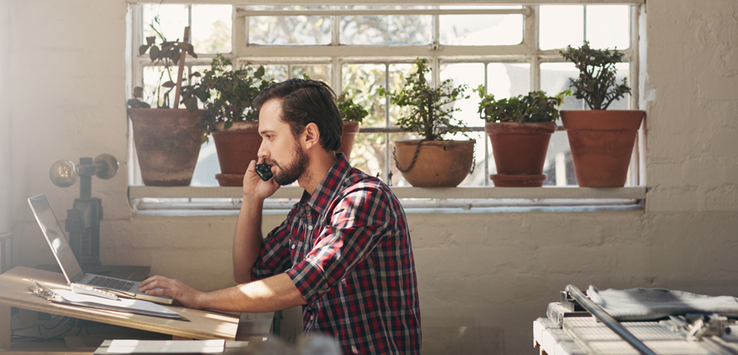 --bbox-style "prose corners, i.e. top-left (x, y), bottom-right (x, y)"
top-left (233, 160), bottom-right (280, 284)
top-left (232, 195), bottom-right (265, 284)
top-left (139, 273), bottom-right (307, 312)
